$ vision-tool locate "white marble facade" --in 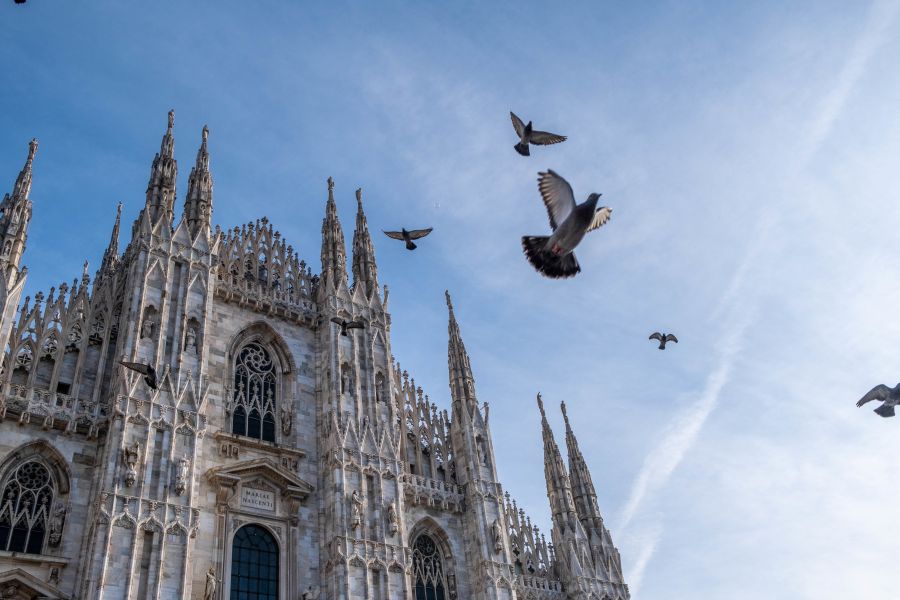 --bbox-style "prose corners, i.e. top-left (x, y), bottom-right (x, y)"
top-left (0, 115), bottom-right (629, 600)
